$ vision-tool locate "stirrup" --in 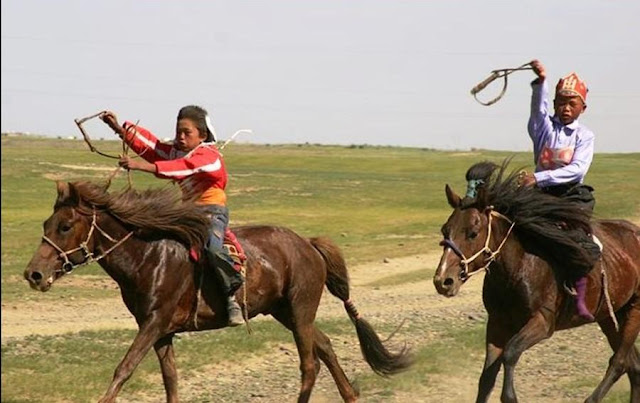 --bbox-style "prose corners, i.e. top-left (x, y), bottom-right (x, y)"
top-left (563, 281), bottom-right (578, 297)
top-left (224, 244), bottom-right (246, 273)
